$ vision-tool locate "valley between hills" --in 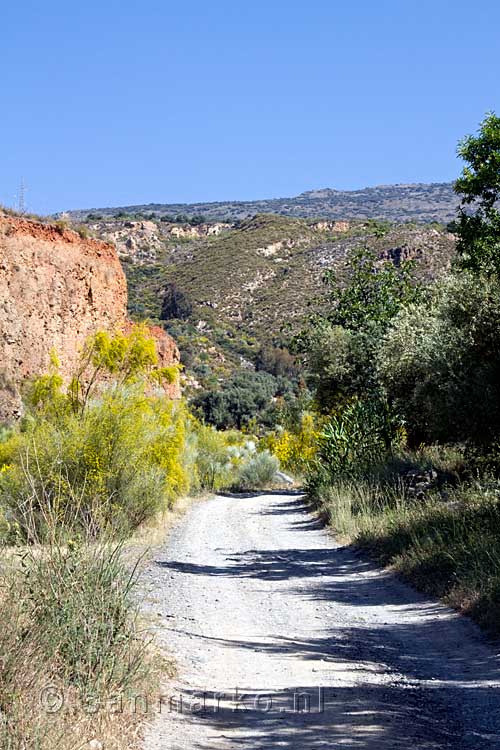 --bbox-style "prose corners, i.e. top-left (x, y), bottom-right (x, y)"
top-left (78, 209), bottom-right (456, 394)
